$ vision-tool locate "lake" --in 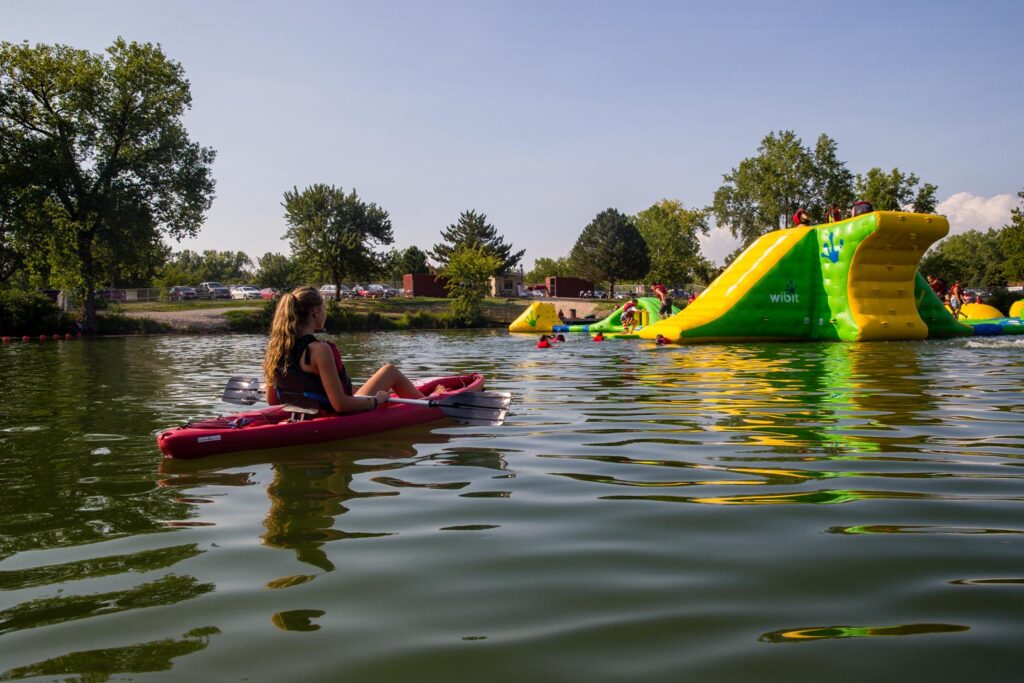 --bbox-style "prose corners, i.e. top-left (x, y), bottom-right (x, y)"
top-left (1, 331), bottom-right (1022, 681)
